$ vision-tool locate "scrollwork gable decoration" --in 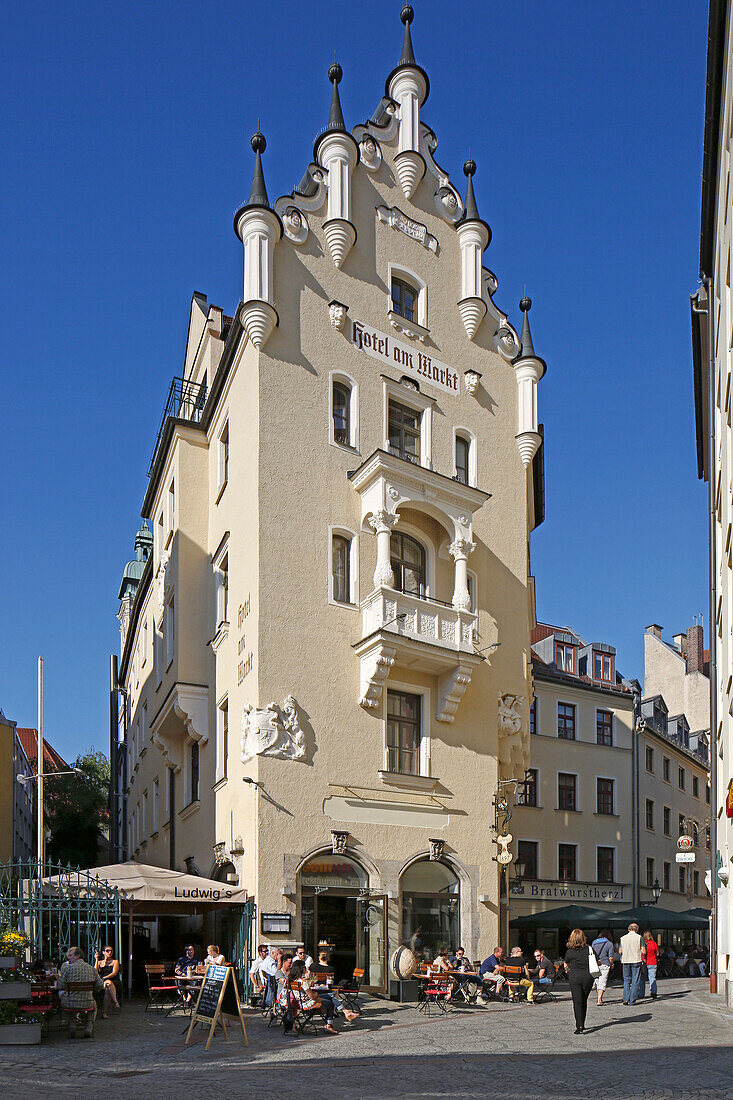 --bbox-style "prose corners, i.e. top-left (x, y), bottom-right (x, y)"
top-left (497, 692), bottom-right (528, 775)
top-left (241, 695), bottom-right (308, 764)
